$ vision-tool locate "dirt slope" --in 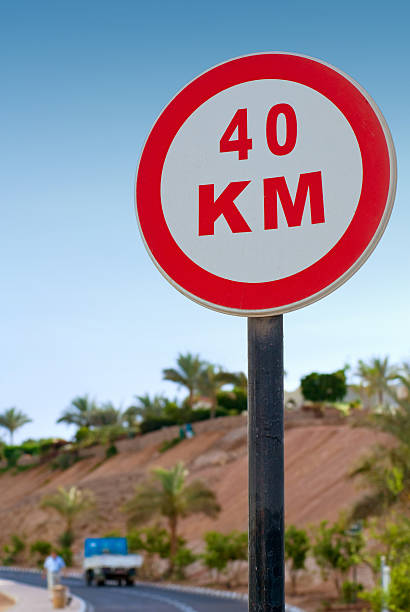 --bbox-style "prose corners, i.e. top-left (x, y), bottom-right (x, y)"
top-left (0, 415), bottom-right (388, 555)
